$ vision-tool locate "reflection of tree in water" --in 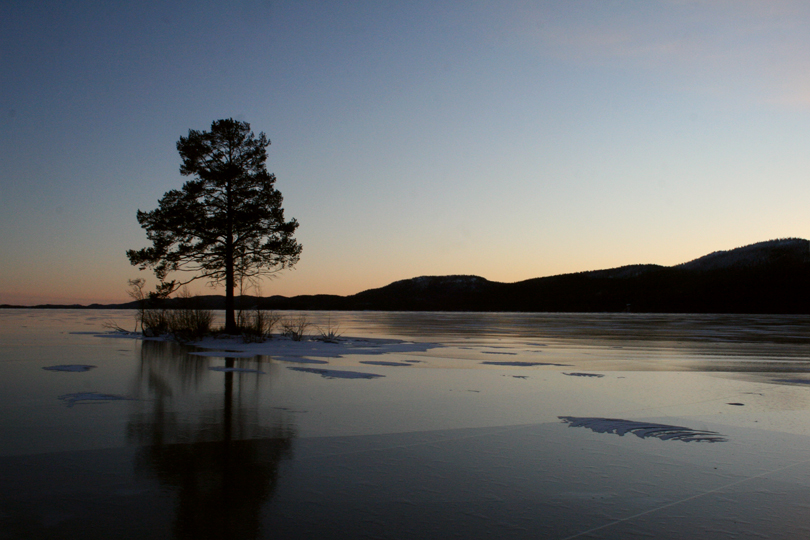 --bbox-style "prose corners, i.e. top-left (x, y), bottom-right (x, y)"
top-left (129, 340), bottom-right (295, 539)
